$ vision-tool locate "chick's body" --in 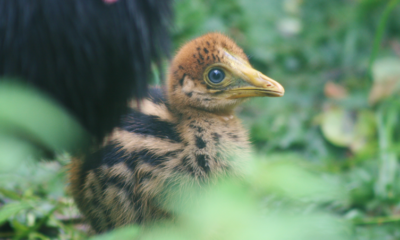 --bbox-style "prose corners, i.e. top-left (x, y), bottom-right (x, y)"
top-left (69, 33), bottom-right (284, 233)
